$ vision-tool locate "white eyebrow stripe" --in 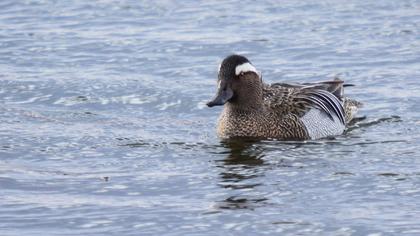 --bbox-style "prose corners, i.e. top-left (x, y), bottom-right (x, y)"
top-left (235, 62), bottom-right (258, 75)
